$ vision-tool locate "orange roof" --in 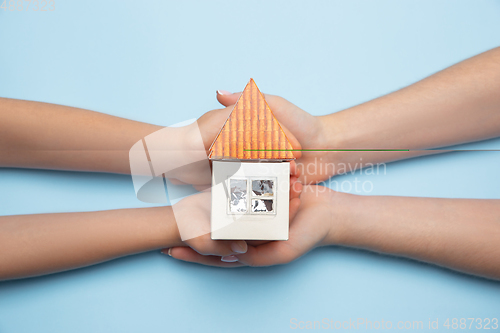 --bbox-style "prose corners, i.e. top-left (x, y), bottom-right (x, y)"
top-left (209, 79), bottom-right (295, 160)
